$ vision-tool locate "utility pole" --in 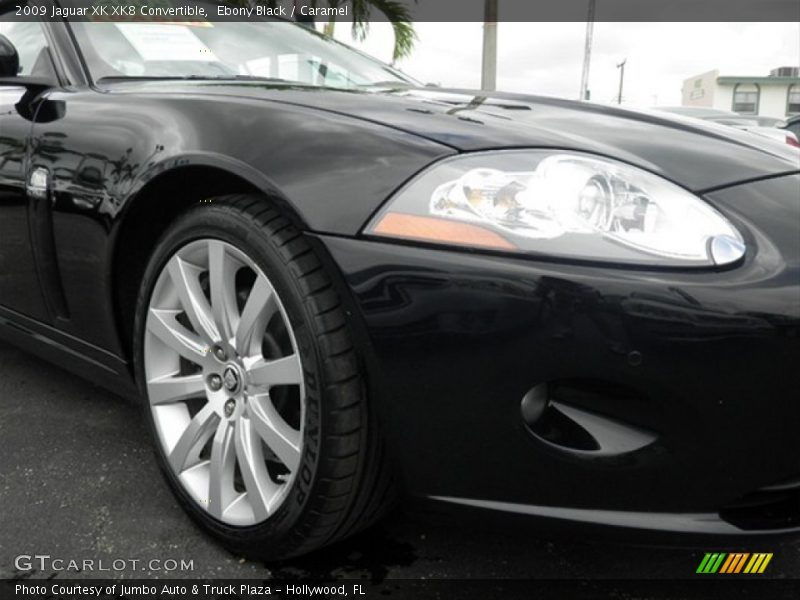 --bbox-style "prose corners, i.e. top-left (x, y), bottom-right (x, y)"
top-left (481, 0), bottom-right (498, 91)
top-left (616, 58), bottom-right (626, 104)
top-left (579, 0), bottom-right (596, 101)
